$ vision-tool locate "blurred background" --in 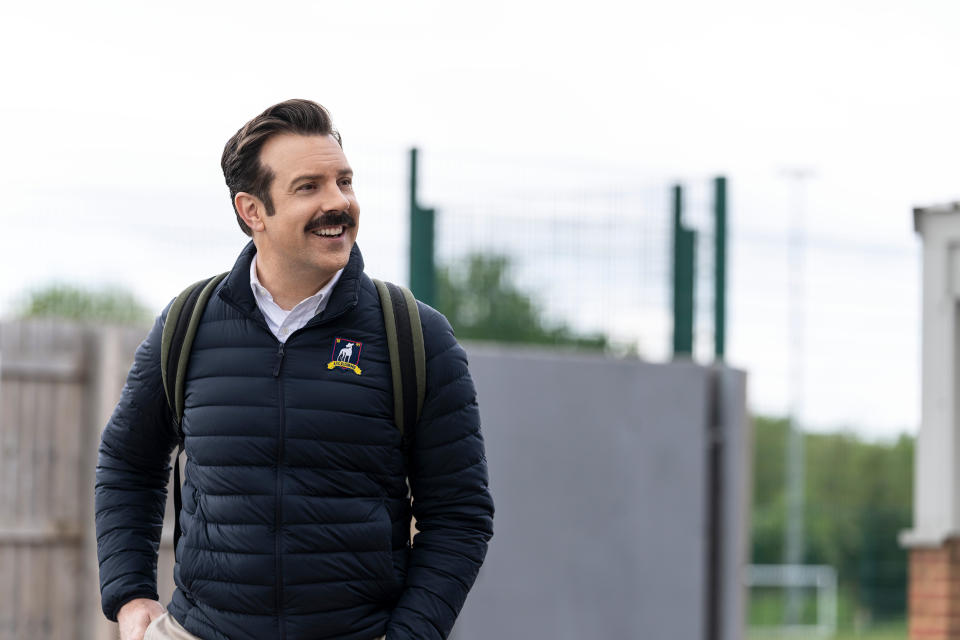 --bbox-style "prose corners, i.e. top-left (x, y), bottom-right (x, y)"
top-left (2, 1), bottom-right (954, 638)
